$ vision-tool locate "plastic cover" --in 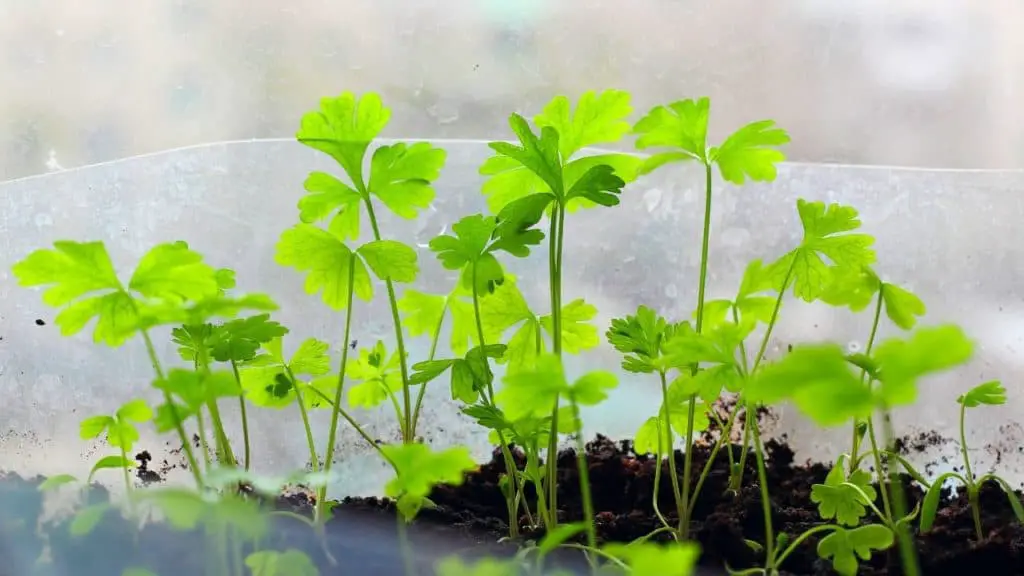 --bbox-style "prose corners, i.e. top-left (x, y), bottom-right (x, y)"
top-left (2, 140), bottom-right (1023, 499)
